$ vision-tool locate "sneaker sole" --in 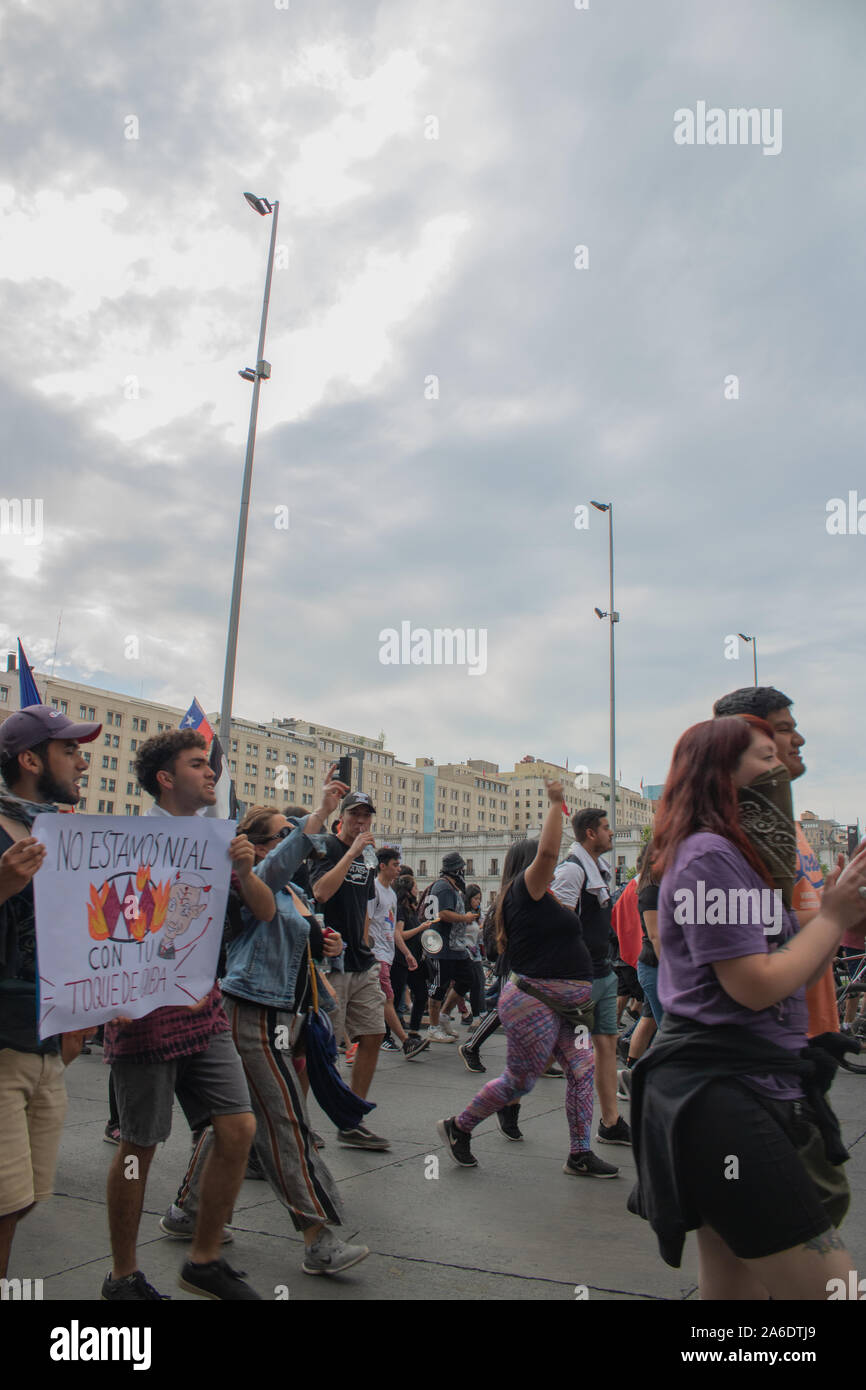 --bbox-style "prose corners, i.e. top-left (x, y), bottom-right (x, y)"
top-left (436, 1119), bottom-right (478, 1167)
top-left (403, 1045), bottom-right (431, 1060)
top-left (336, 1137), bottom-right (391, 1151)
top-left (595, 1135), bottom-right (632, 1146)
top-left (159, 1218), bottom-right (234, 1243)
top-left (498, 1131), bottom-right (524, 1142)
top-left (302, 1246), bottom-right (370, 1276)
top-left (177, 1275), bottom-right (223, 1299)
top-left (562, 1163), bottom-right (620, 1178)
top-left (429, 1035), bottom-right (456, 1043)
